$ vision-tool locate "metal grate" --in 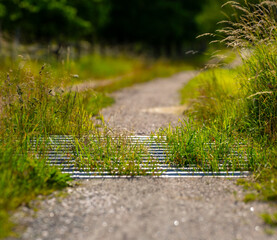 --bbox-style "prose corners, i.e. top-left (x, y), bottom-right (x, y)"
top-left (30, 135), bottom-right (250, 179)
